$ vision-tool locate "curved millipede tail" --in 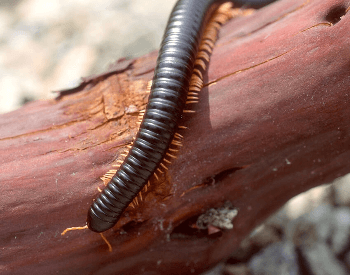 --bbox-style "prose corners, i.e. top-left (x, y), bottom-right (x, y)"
top-left (86, 0), bottom-right (276, 234)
